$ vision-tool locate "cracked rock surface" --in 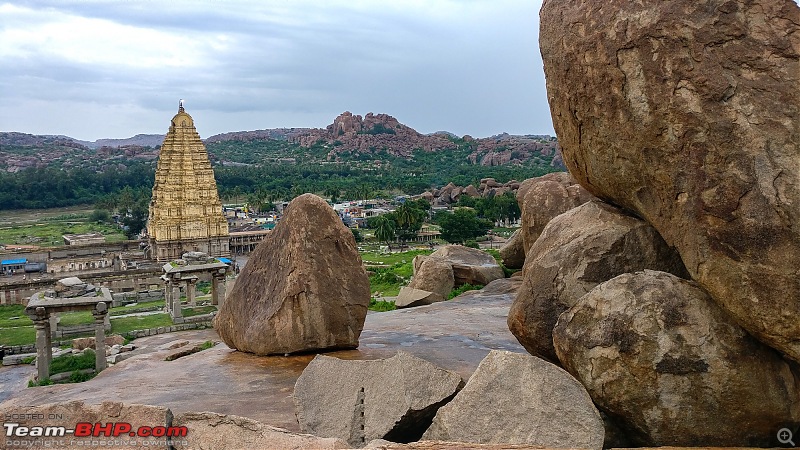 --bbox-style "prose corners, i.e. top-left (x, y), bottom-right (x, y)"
top-left (540, 0), bottom-right (800, 361)
top-left (293, 352), bottom-right (463, 448)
